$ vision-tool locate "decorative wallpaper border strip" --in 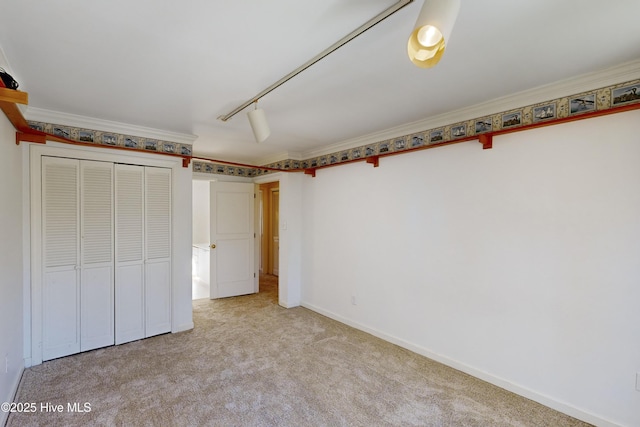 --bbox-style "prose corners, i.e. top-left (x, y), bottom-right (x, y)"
top-left (26, 121), bottom-right (193, 156)
top-left (192, 159), bottom-right (300, 177)
top-left (193, 161), bottom-right (259, 177)
top-left (194, 78), bottom-right (640, 177)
